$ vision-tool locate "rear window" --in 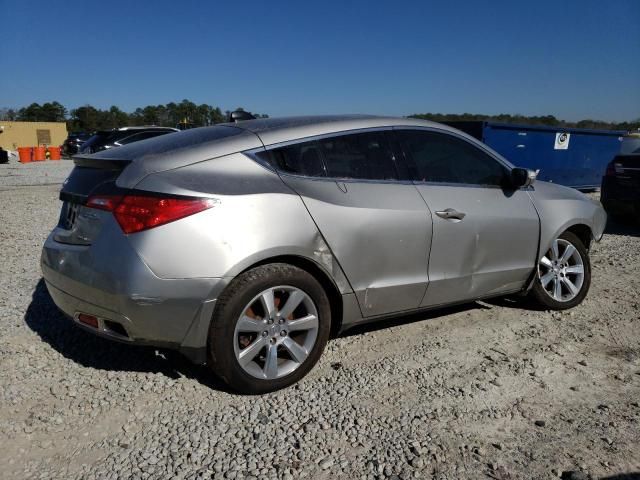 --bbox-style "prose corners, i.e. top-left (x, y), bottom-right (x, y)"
top-left (84, 126), bottom-right (244, 159)
top-left (620, 137), bottom-right (640, 155)
top-left (268, 142), bottom-right (327, 177)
